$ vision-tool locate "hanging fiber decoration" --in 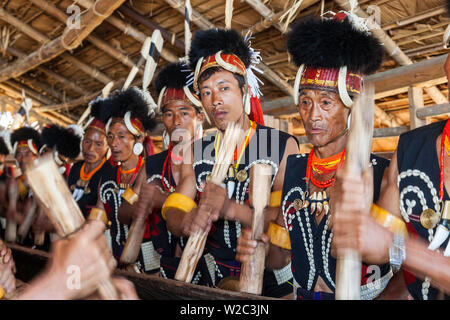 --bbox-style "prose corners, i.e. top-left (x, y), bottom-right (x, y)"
top-left (185, 0), bottom-right (193, 58)
top-left (225, 0), bottom-right (234, 30)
